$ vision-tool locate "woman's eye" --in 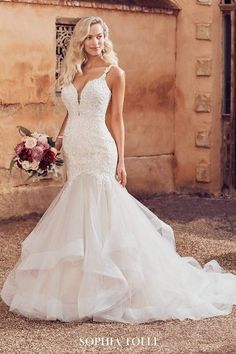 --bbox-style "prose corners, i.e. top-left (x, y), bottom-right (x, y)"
top-left (86, 35), bottom-right (102, 40)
